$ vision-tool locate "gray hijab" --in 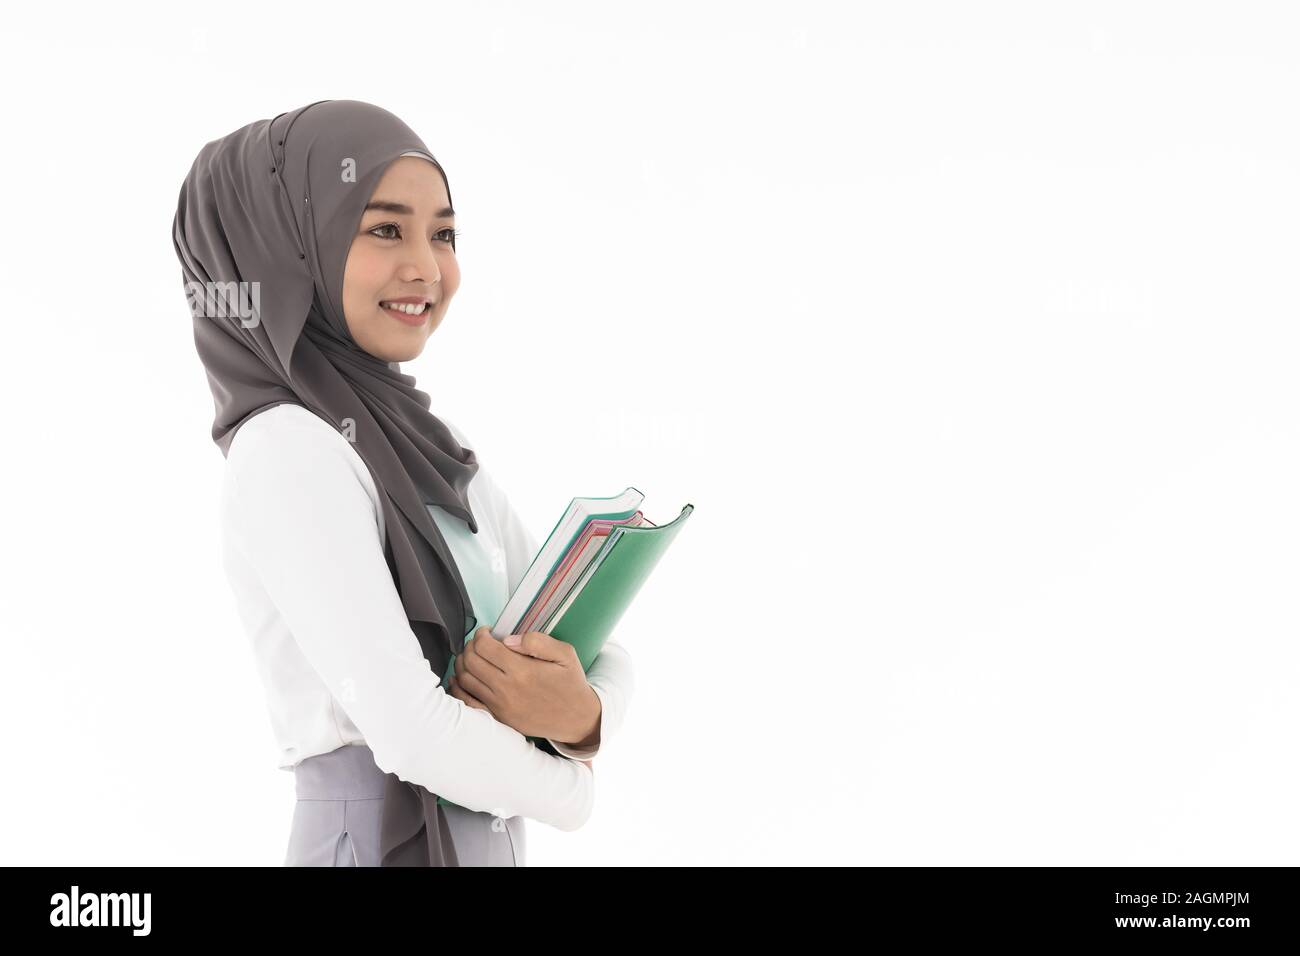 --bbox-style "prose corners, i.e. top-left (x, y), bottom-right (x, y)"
top-left (173, 99), bottom-right (484, 866)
